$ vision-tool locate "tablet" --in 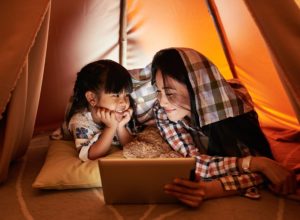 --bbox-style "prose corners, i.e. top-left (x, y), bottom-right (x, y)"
top-left (98, 157), bottom-right (196, 204)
